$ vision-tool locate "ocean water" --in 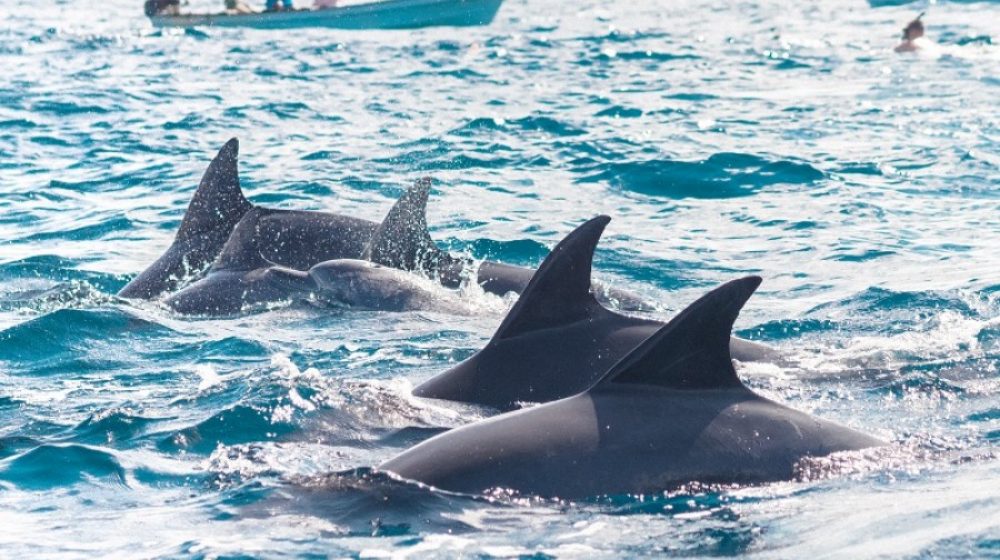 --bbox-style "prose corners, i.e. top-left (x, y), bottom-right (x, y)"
top-left (1, 0), bottom-right (999, 557)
